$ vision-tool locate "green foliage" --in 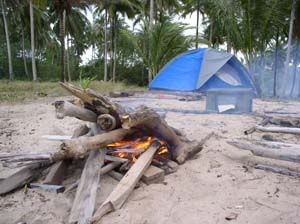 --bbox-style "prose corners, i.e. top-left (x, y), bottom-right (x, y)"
top-left (79, 71), bottom-right (96, 90)
top-left (135, 16), bottom-right (192, 77)
top-left (0, 0), bottom-right (299, 98)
